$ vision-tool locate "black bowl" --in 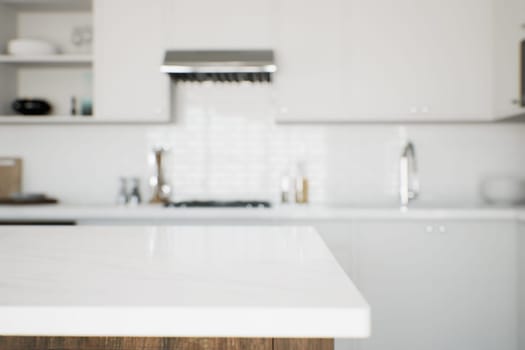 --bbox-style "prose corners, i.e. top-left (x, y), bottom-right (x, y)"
top-left (12, 99), bottom-right (52, 116)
